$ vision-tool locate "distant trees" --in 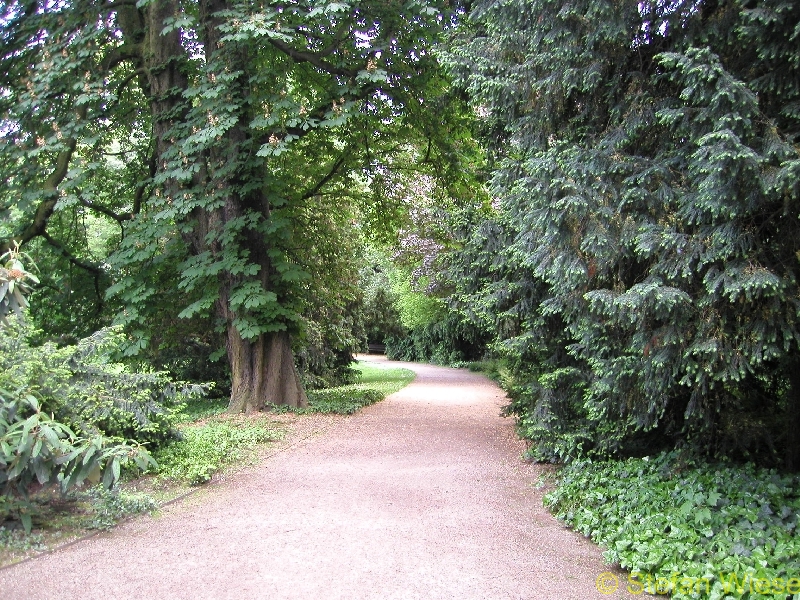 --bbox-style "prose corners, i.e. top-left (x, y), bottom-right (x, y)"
top-left (442, 0), bottom-right (800, 467)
